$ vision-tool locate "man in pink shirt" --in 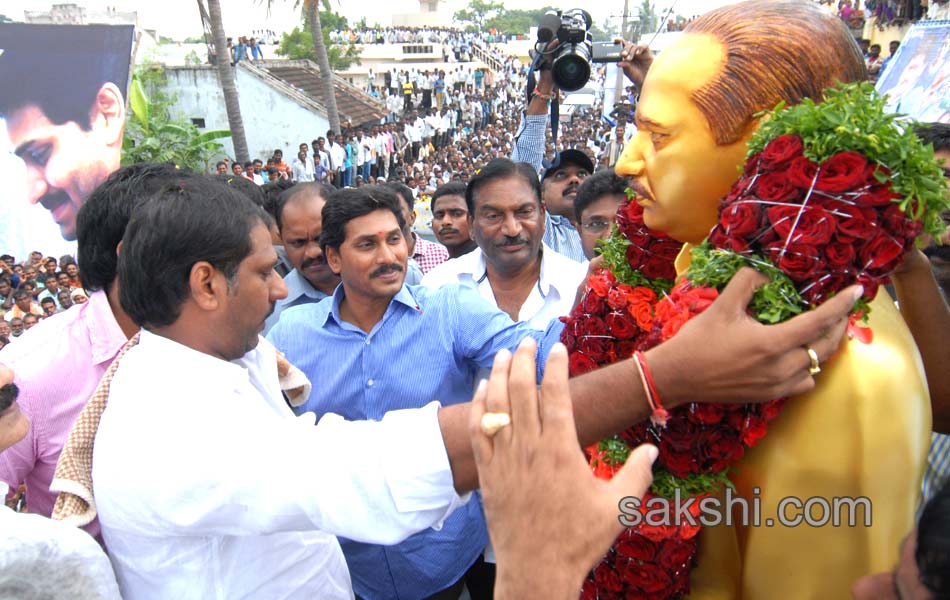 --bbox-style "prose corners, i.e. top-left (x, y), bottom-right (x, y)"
top-left (0, 163), bottom-right (186, 538)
